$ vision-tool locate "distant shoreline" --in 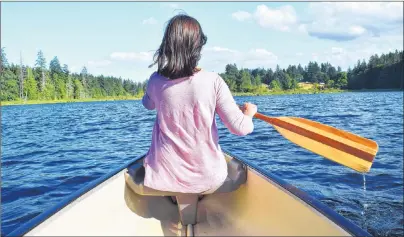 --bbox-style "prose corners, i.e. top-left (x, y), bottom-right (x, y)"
top-left (233, 88), bottom-right (402, 97)
top-left (232, 88), bottom-right (345, 96)
top-left (1, 96), bottom-right (142, 106)
top-left (1, 88), bottom-right (402, 106)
